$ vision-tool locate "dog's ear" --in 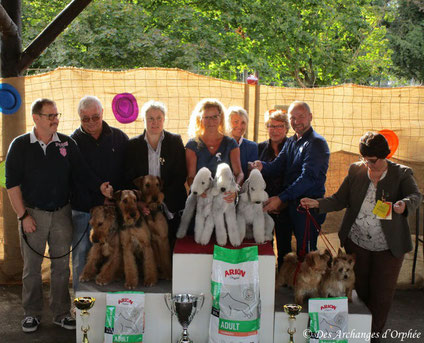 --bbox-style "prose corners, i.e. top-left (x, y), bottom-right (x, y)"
top-left (240, 179), bottom-right (249, 193)
top-left (348, 253), bottom-right (356, 264)
top-left (305, 253), bottom-right (316, 267)
top-left (113, 190), bottom-right (122, 201)
top-left (338, 248), bottom-right (343, 257)
top-left (132, 189), bottom-right (143, 200)
top-left (156, 176), bottom-right (163, 189)
top-left (324, 249), bottom-right (333, 267)
top-left (133, 176), bottom-right (144, 190)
